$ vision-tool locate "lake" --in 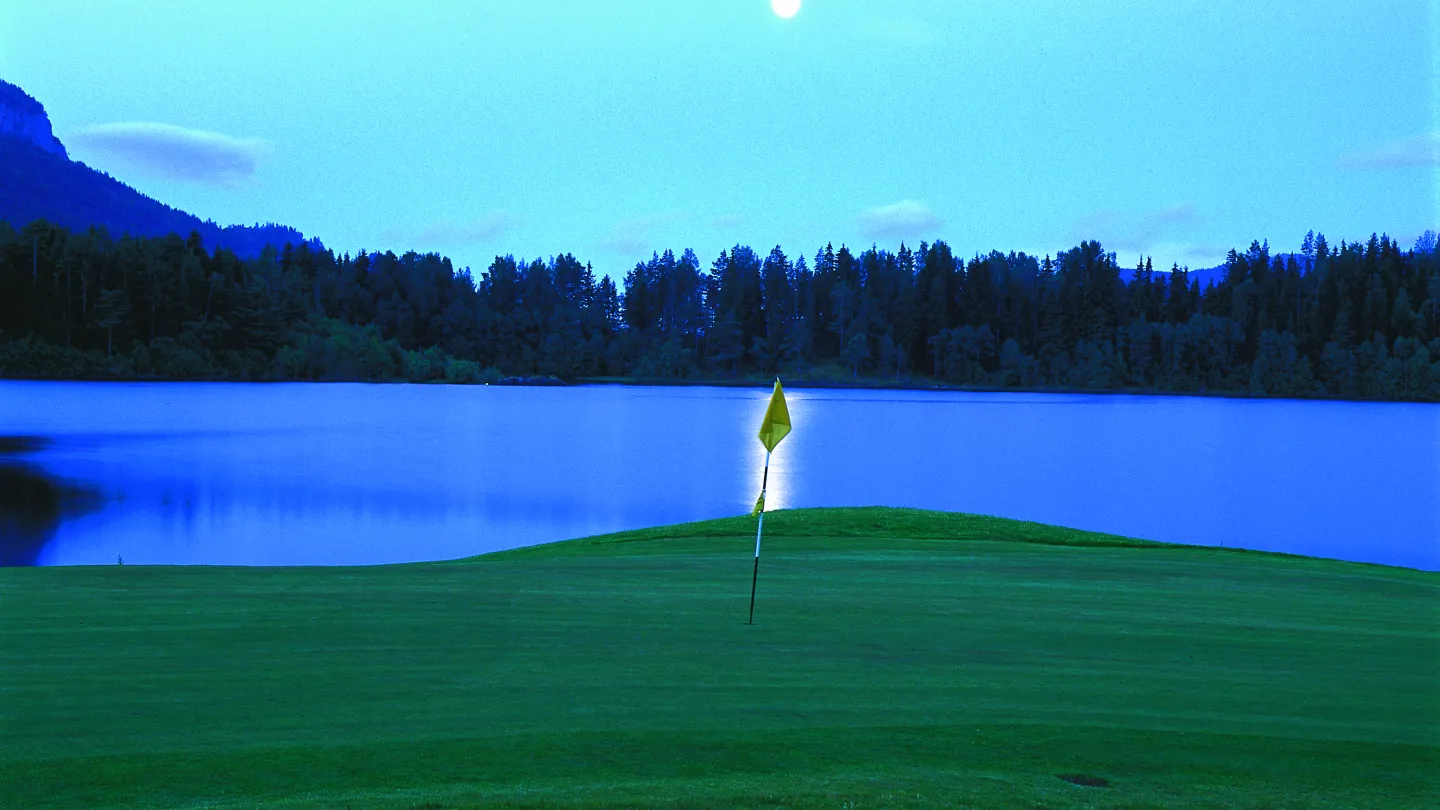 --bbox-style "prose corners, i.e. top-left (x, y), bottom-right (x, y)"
top-left (0, 381), bottom-right (1435, 570)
